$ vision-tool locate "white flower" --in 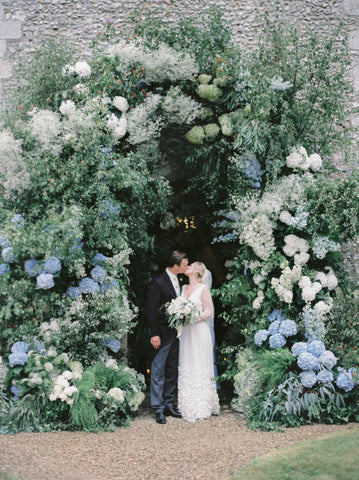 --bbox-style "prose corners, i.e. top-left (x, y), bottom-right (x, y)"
top-left (313, 300), bottom-right (333, 315)
top-left (107, 387), bottom-right (125, 403)
top-left (253, 274), bottom-right (264, 285)
top-left (0, 129), bottom-right (30, 197)
top-left (47, 346), bottom-right (57, 357)
top-left (105, 358), bottom-right (119, 370)
top-left (73, 83), bottom-right (89, 95)
top-left (62, 64), bottom-right (76, 76)
top-left (252, 290), bottom-right (264, 309)
top-left (113, 96), bottom-right (129, 113)
top-left (279, 210), bottom-right (292, 224)
top-left (325, 267), bottom-right (338, 290)
top-left (299, 276), bottom-right (312, 288)
top-left (286, 146), bottom-right (310, 170)
top-left (101, 96), bottom-right (112, 105)
top-left (28, 108), bottom-right (63, 155)
top-left (308, 153), bottom-right (322, 171)
top-left (66, 398), bottom-right (74, 406)
top-left (44, 362), bottom-right (54, 372)
top-left (315, 271), bottom-right (328, 288)
top-left (59, 100), bottom-right (76, 116)
top-left (294, 252), bottom-right (310, 265)
top-left (74, 61), bottom-right (91, 78)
